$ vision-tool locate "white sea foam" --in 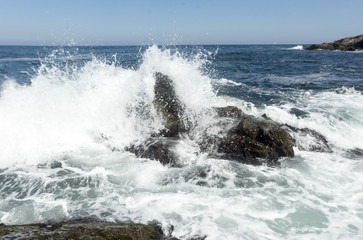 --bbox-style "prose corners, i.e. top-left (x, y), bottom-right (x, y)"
top-left (0, 57), bottom-right (40, 62)
top-left (263, 87), bottom-right (363, 150)
top-left (0, 46), bottom-right (217, 168)
top-left (0, 46), bottom-right (363, 239)
top-left (290, 45), bottom-right (304, 50)
top-left (218, 78), bottom-right (243, 86)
